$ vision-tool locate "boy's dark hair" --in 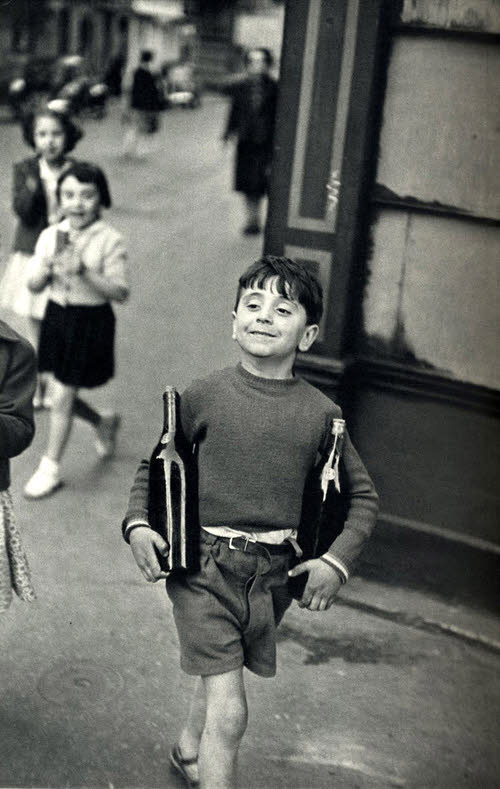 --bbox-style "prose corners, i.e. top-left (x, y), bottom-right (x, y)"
top-left (56, 161), bottom-right (112, 208)
top-left (22, 109), bottom-right (83, 153)
top-left (235, 255), bottom-right (323, 325)
top-left (245, 47), bottom-right (273, 68)
top-left (140, 49), bottom-right (153, 64)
